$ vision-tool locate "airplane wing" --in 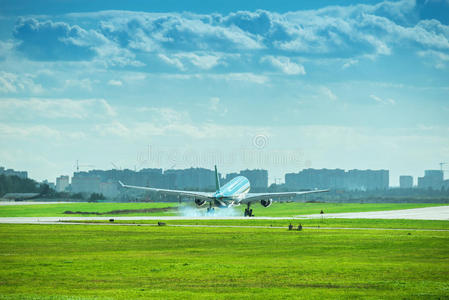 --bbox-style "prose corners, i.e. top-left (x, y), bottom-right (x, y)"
top-left (240, 189), bottom-right (329, 204)
top-left (118, 181), bottom-right (214, 201)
